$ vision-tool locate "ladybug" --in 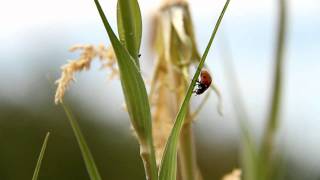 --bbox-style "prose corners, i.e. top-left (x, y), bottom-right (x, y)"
top-left (193, 70), bottom-right (212, 95)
